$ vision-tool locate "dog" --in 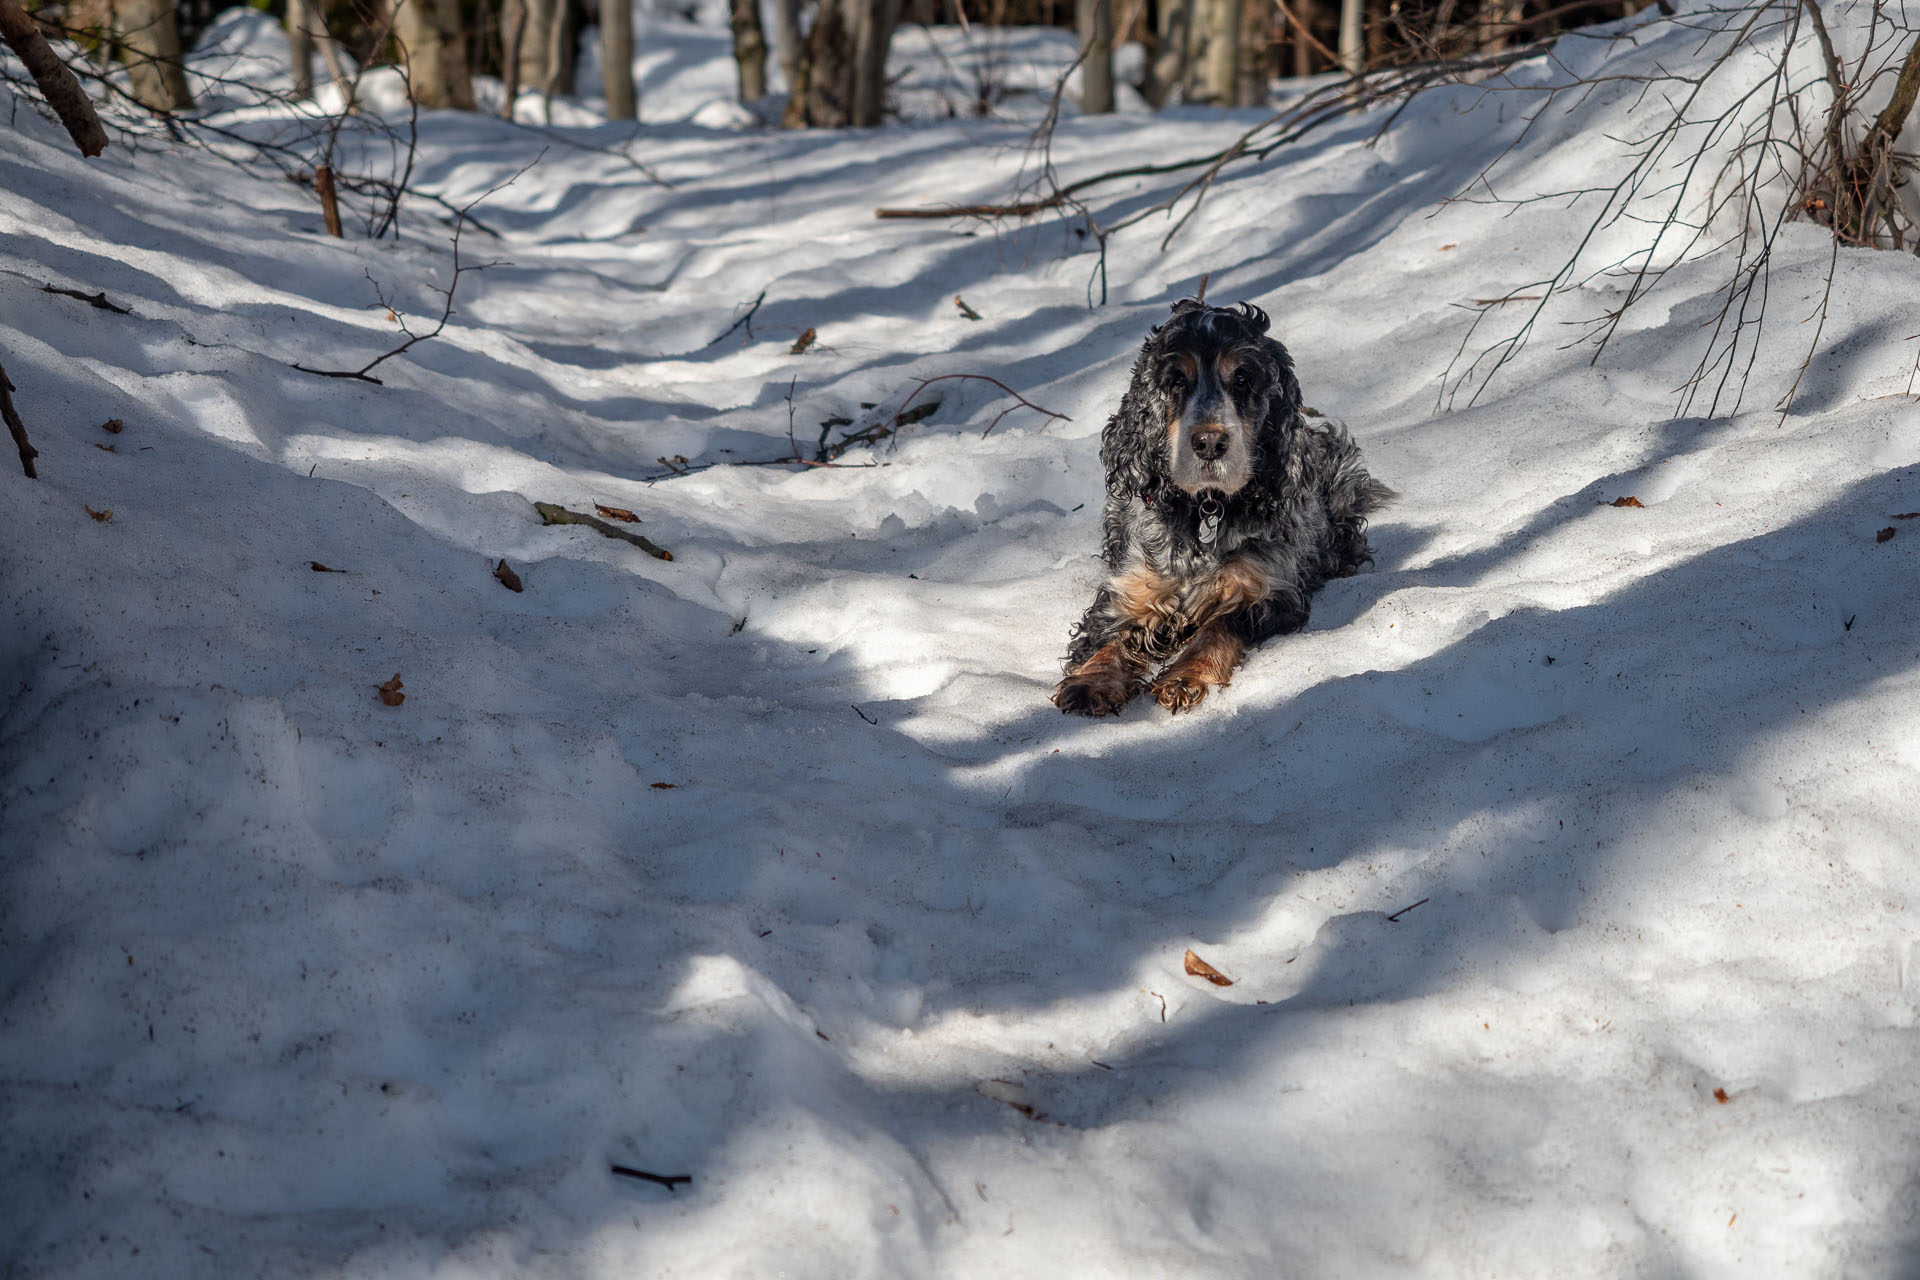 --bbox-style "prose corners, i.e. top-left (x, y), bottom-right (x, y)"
top-left (1052, 298), bottom-right (1393, 716)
